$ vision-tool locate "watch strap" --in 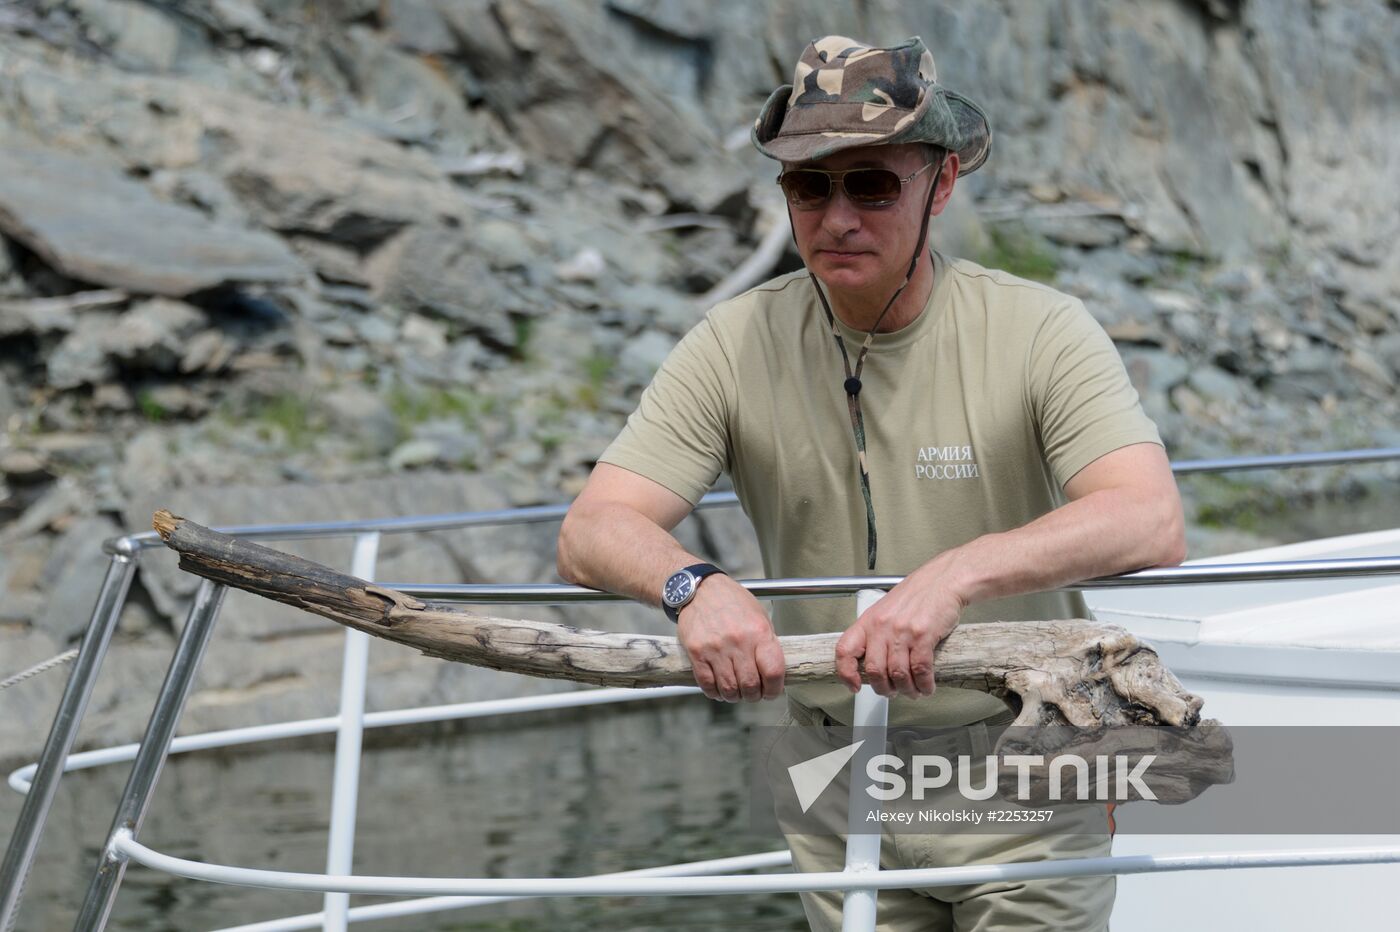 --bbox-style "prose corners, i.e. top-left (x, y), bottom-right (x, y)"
top-left (663, 563), bottom-right (725, 623)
